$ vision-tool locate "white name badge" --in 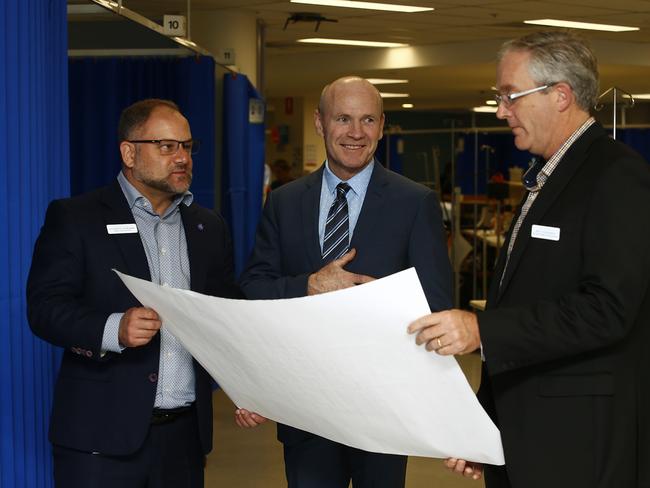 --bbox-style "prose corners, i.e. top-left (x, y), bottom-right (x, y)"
top-left (106, 223), bottom-right (138, 235)
top-left (531, 224), bottom-right (560, 241)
